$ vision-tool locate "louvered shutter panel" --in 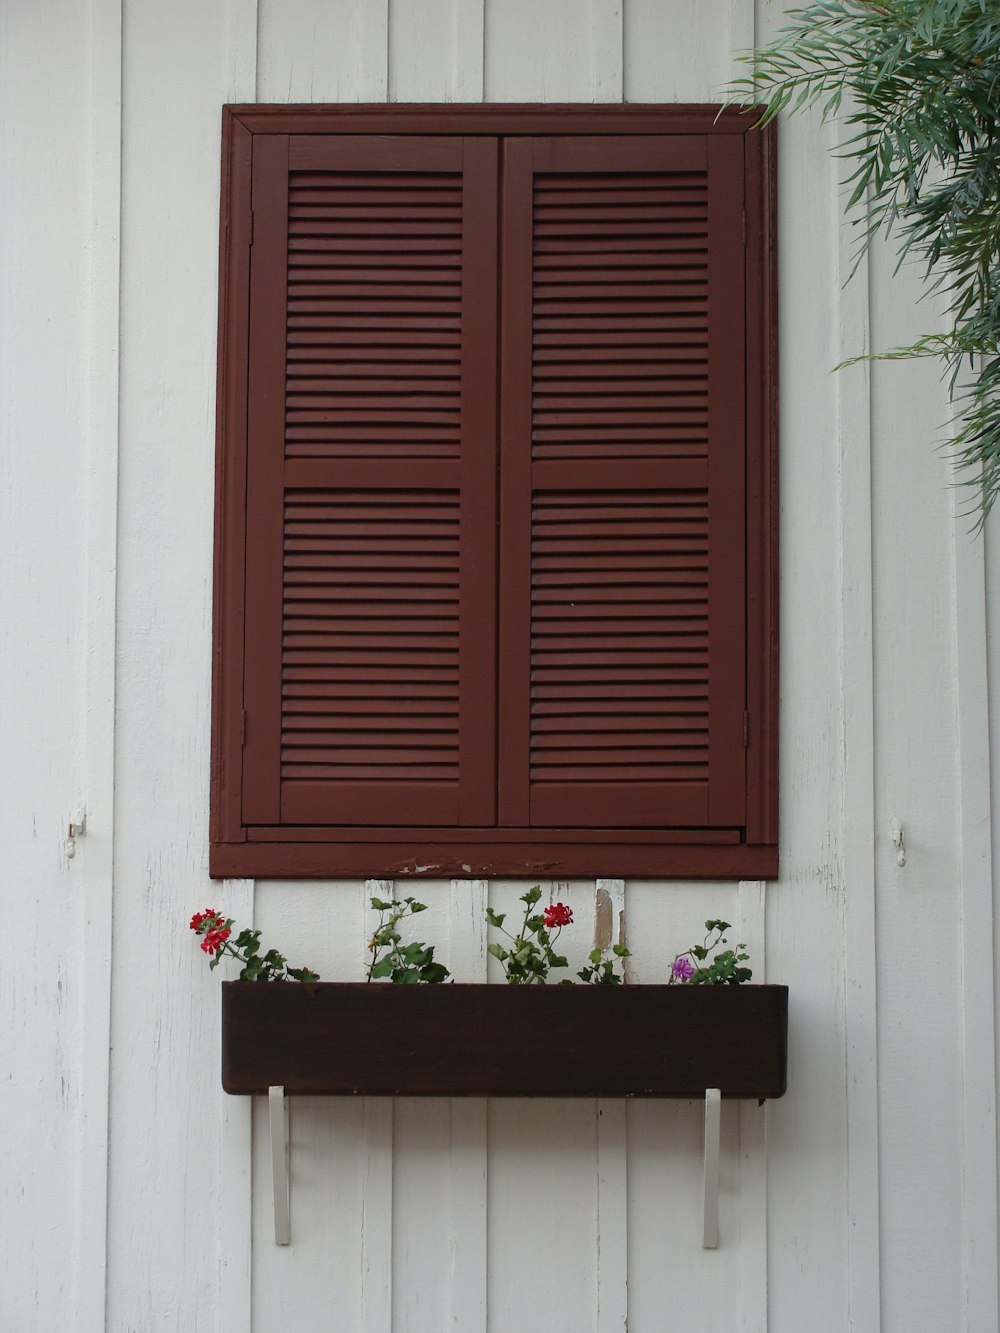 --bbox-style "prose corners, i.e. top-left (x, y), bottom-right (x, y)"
top-left (241, 135), bottom-right (498, 829)
top-left (498, 135), bottom-right (747, 829)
